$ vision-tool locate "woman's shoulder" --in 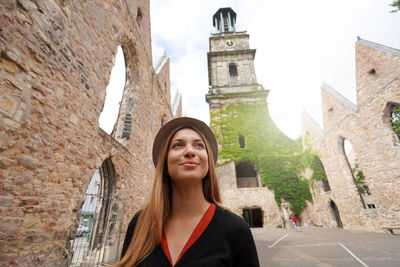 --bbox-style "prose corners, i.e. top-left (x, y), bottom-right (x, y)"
top-left (215, 205), bottom-right (250, 231)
